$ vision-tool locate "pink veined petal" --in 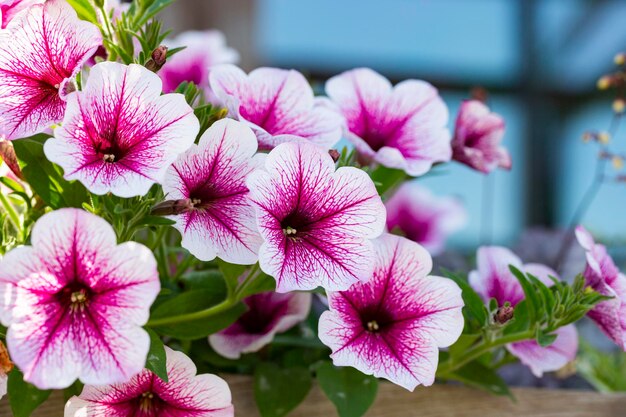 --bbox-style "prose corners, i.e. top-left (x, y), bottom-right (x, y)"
top-left (247, 141), bottom-right (386, 292)
top-left (0, 0), bottom-right (101, 139)
top-left (163, 118), bottom-right (263, 264)
top-left (44, 62), bottom-right (199, 197)
top-left (0, 0), bottom-right (43, 28)
top-left (210, 65), bottom-right (342, 150)
top-left (507, 324), bottom-right (578, 377)
top-left (209, 292), bottom-right (311, 359)
top-left (468, 246), bottom-right (525, 306)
